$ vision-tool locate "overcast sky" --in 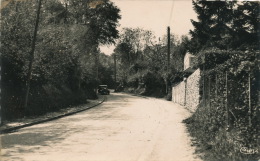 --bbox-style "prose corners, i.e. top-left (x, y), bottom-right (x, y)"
top-left (100, 0), bottom-right (198, 55)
